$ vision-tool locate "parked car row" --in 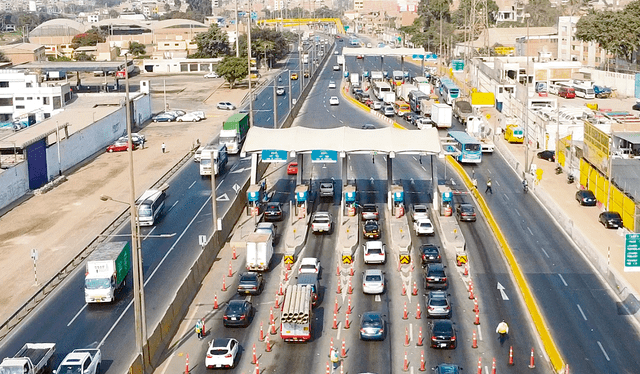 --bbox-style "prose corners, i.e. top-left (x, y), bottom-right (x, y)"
top-left (106, 133), bottom-right (146, 153)
top-left (152, 110), bottom-right (206, 122)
